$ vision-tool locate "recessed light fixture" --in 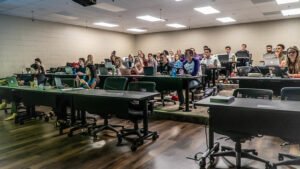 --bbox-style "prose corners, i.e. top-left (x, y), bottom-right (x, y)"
top-left (127, 28), bottom-right (147, 32)
top-left (216, 17), bottom-right (236, 23)
top-left (93, 22), bottom-right (119, 27)
top-left (281, 8), bottom-right (300, 16)
top-left (175, 0), bottom-right (183, 1)
top-left (276, 0), bottom-right (299, 5)
top-left (93, 3), bottom-right (127, 12)
top-left (166, 23), bottom-right (186, 28)
top-left (194, 6), bottom-right (220, 15)
top-left (136, 15), bottom-right (165, 22)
